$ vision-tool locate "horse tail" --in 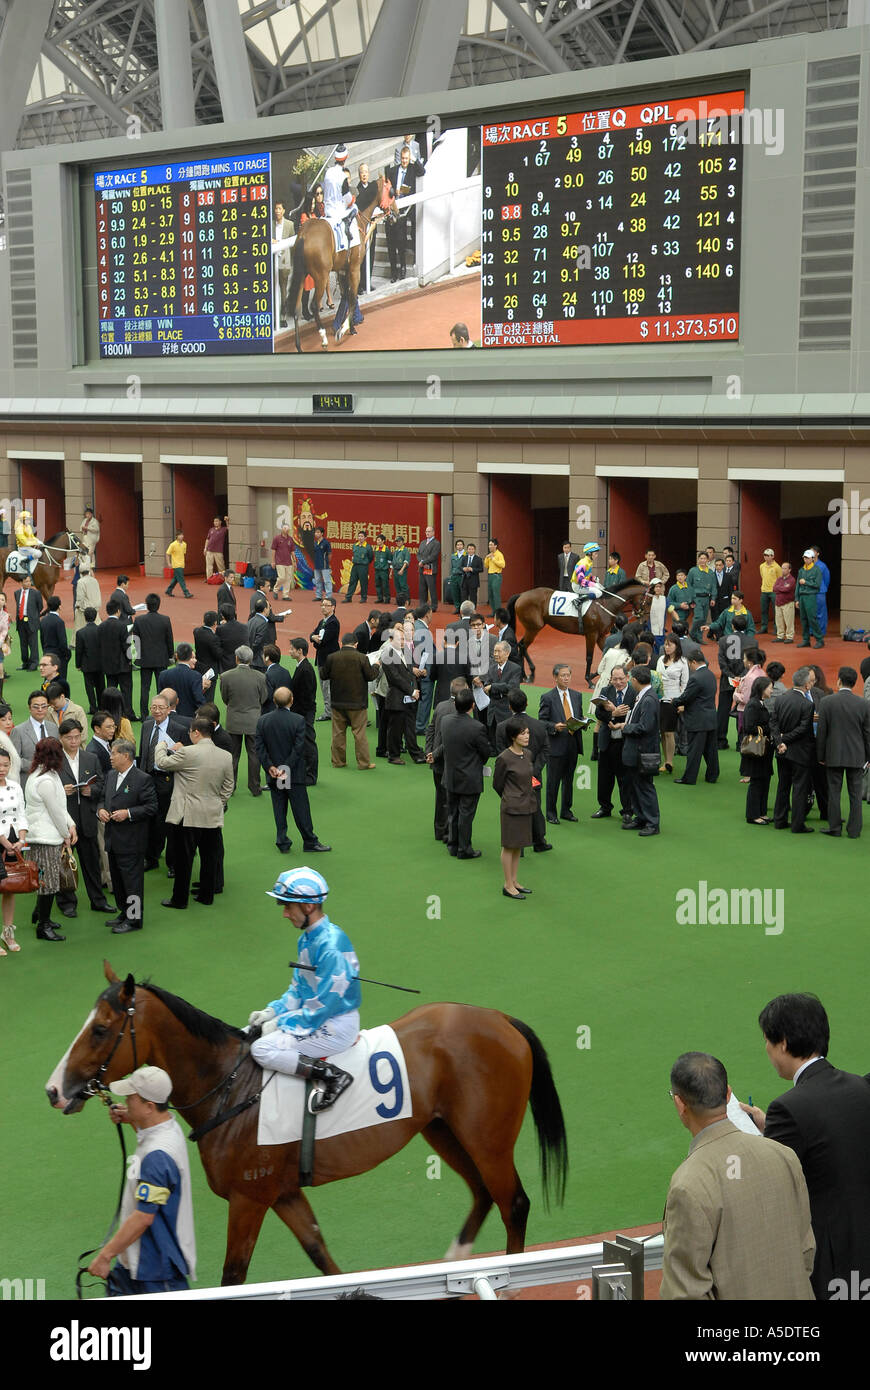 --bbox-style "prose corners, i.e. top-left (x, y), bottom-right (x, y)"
top-left (506, 592), bottom-right (519, 630)
top-left (508, 1016), bottom-right (568, 1209)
